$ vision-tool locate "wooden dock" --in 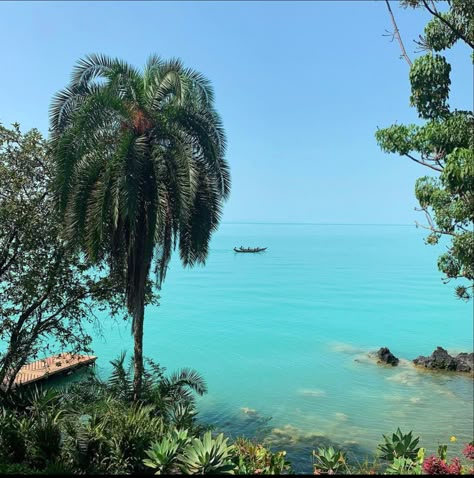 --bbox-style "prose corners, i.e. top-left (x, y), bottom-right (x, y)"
top-left (8, 353), bottom-right (97, 388)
